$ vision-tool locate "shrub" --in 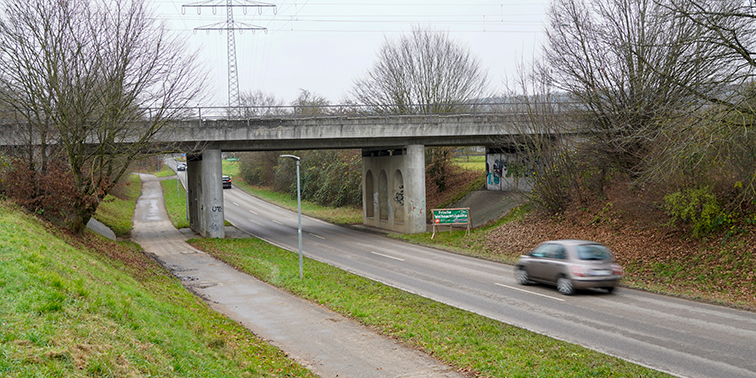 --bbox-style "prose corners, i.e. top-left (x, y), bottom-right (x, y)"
top-left (664, 186), bottom-right (729, 238)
